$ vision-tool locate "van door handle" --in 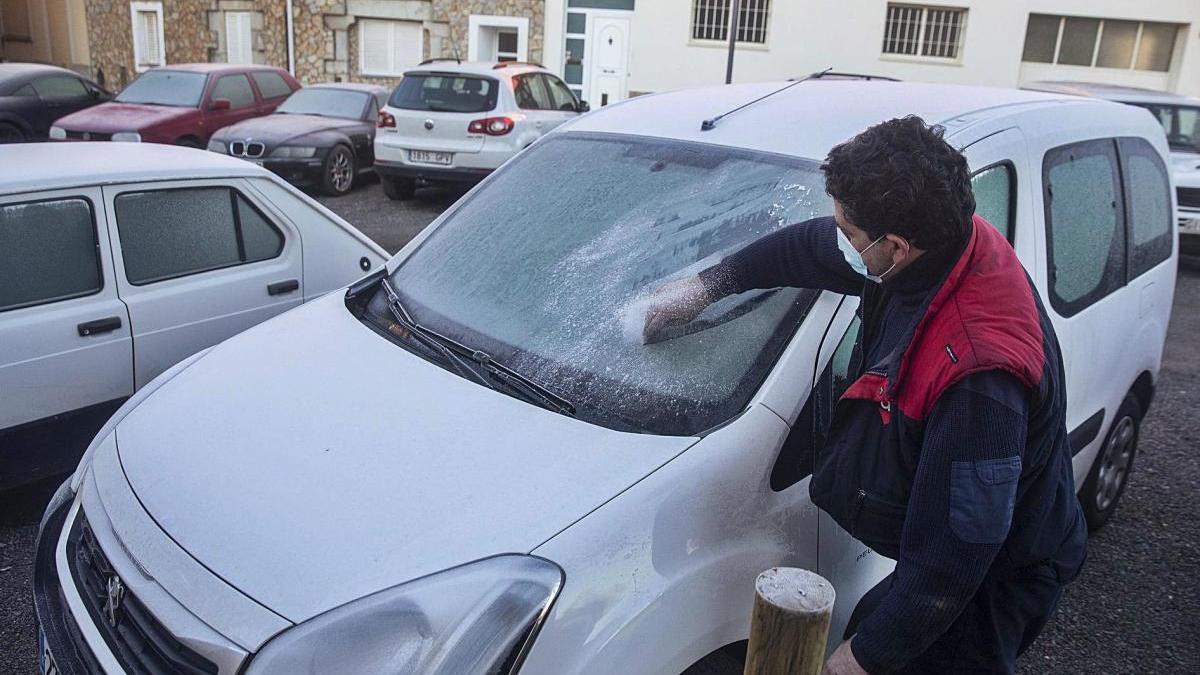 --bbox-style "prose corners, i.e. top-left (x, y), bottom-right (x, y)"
top-left (78, 316), bottom-right (122, 336)
top-left (268, 279), bottom-right (300, 296)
